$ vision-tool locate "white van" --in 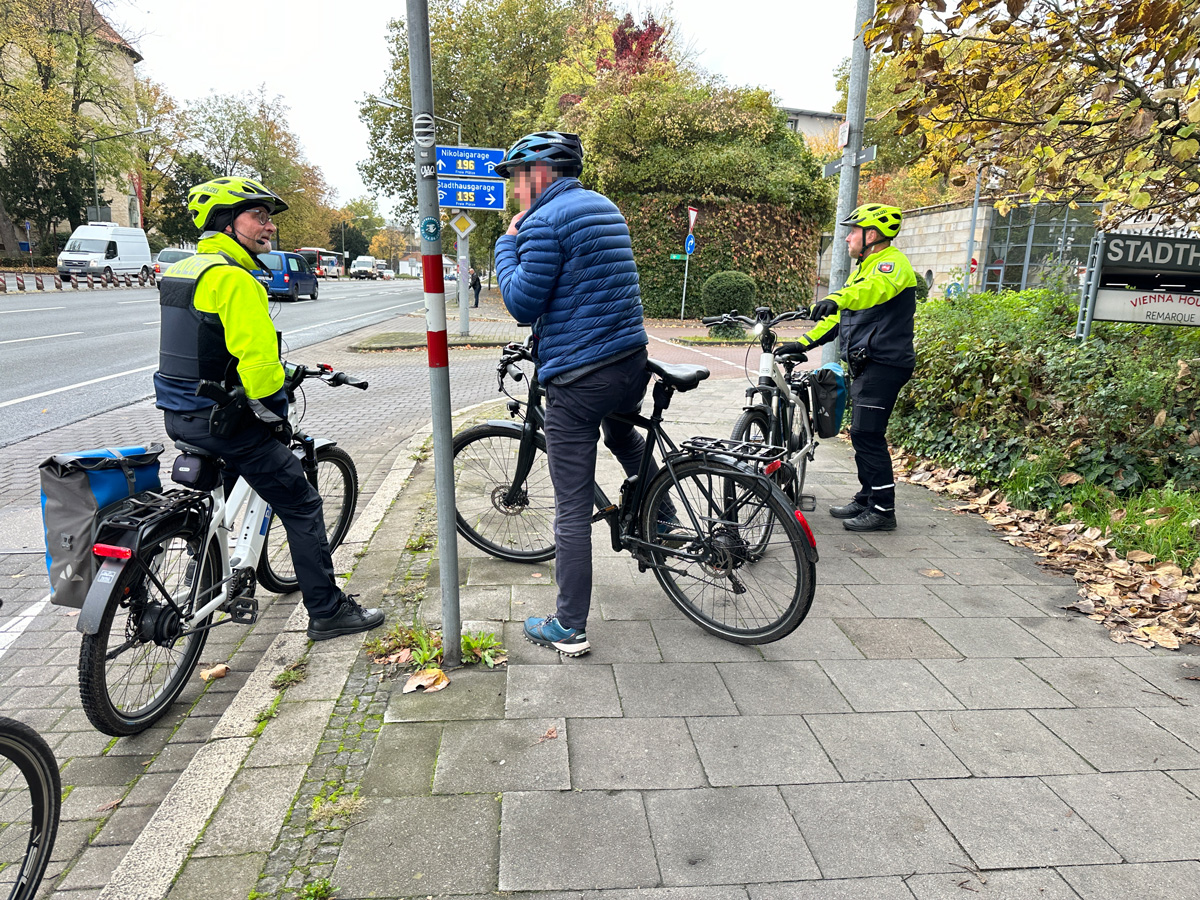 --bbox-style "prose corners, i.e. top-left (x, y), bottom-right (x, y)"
top-left (57, 223), bottom-right (153, 280)
top-left (349, 256), bottom-right (378, 280)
